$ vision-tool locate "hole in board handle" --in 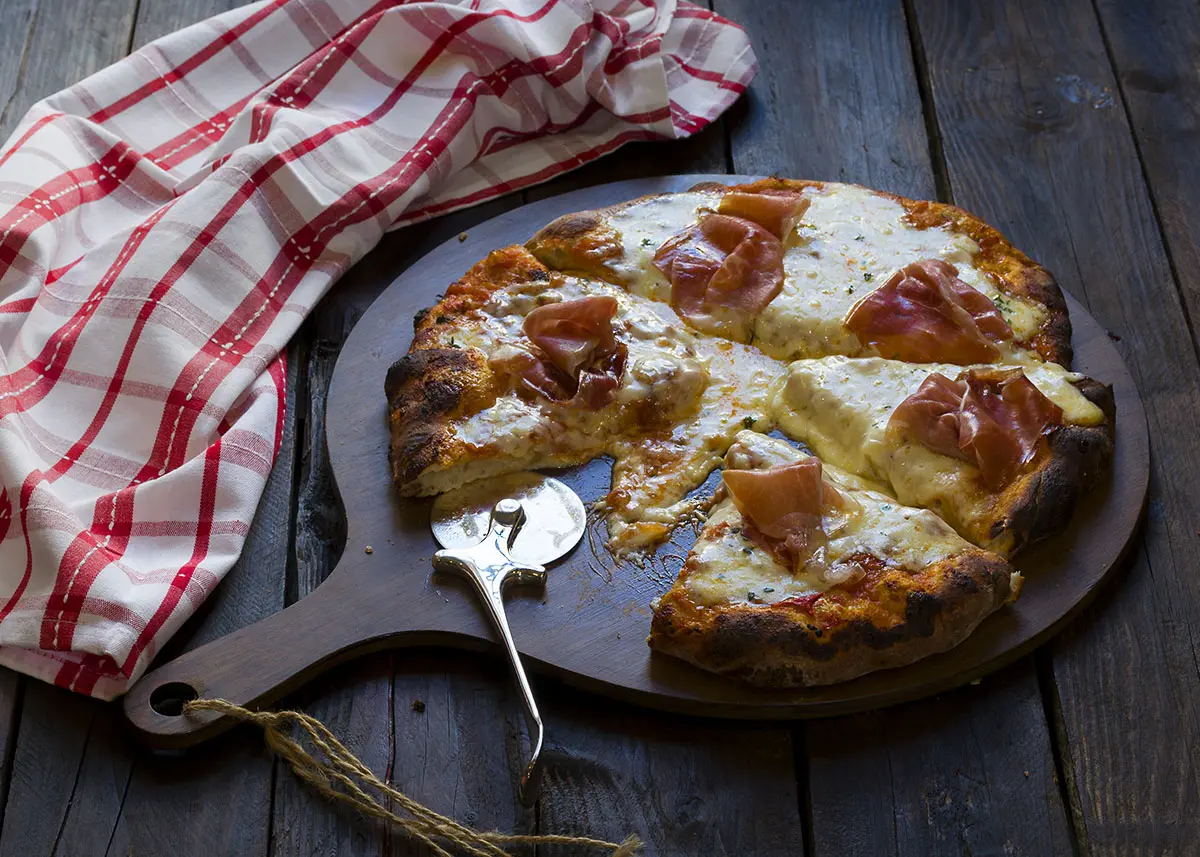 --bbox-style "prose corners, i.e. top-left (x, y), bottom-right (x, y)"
top-left (149, 681), bottom-right (199, 717)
